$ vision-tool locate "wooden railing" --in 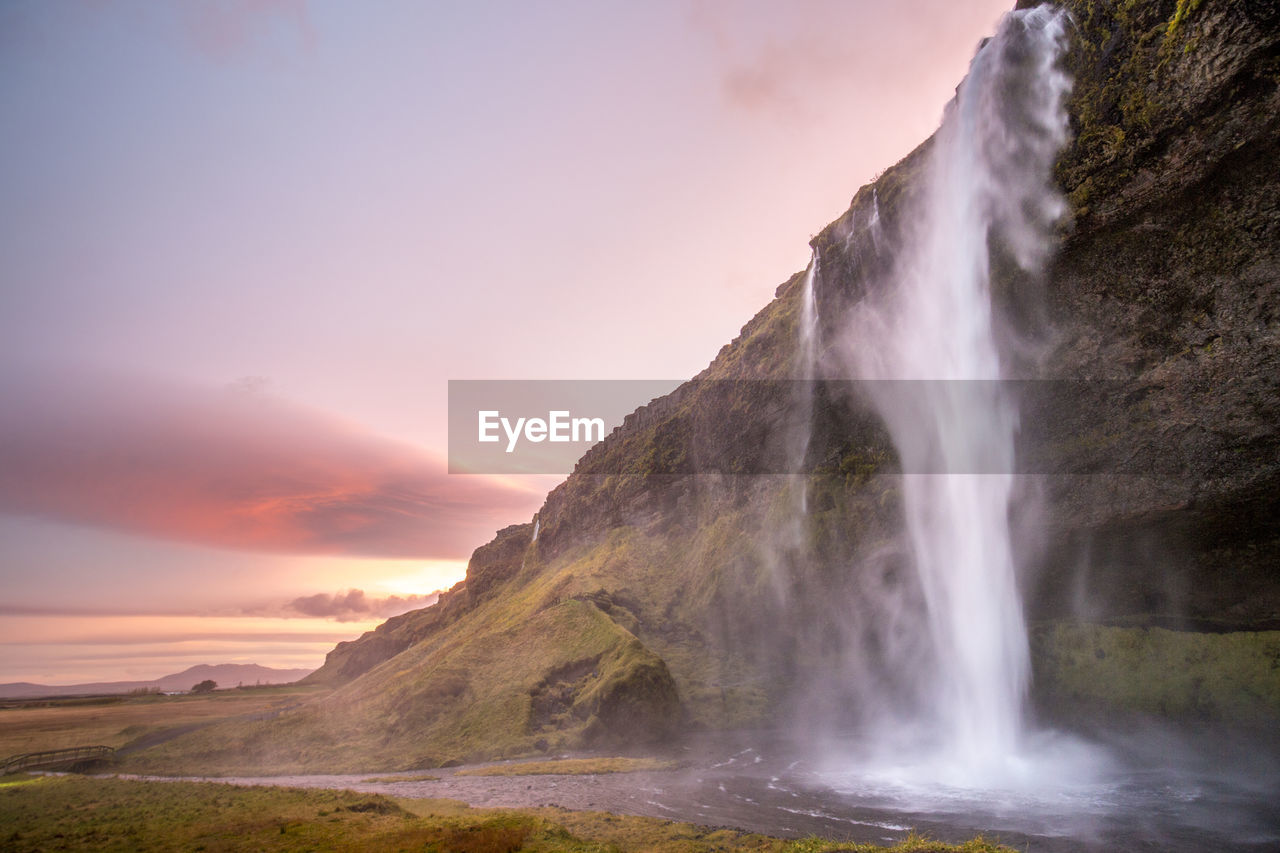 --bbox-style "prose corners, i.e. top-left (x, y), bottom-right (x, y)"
top-left (0, 745), bottom-right (115, 774)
